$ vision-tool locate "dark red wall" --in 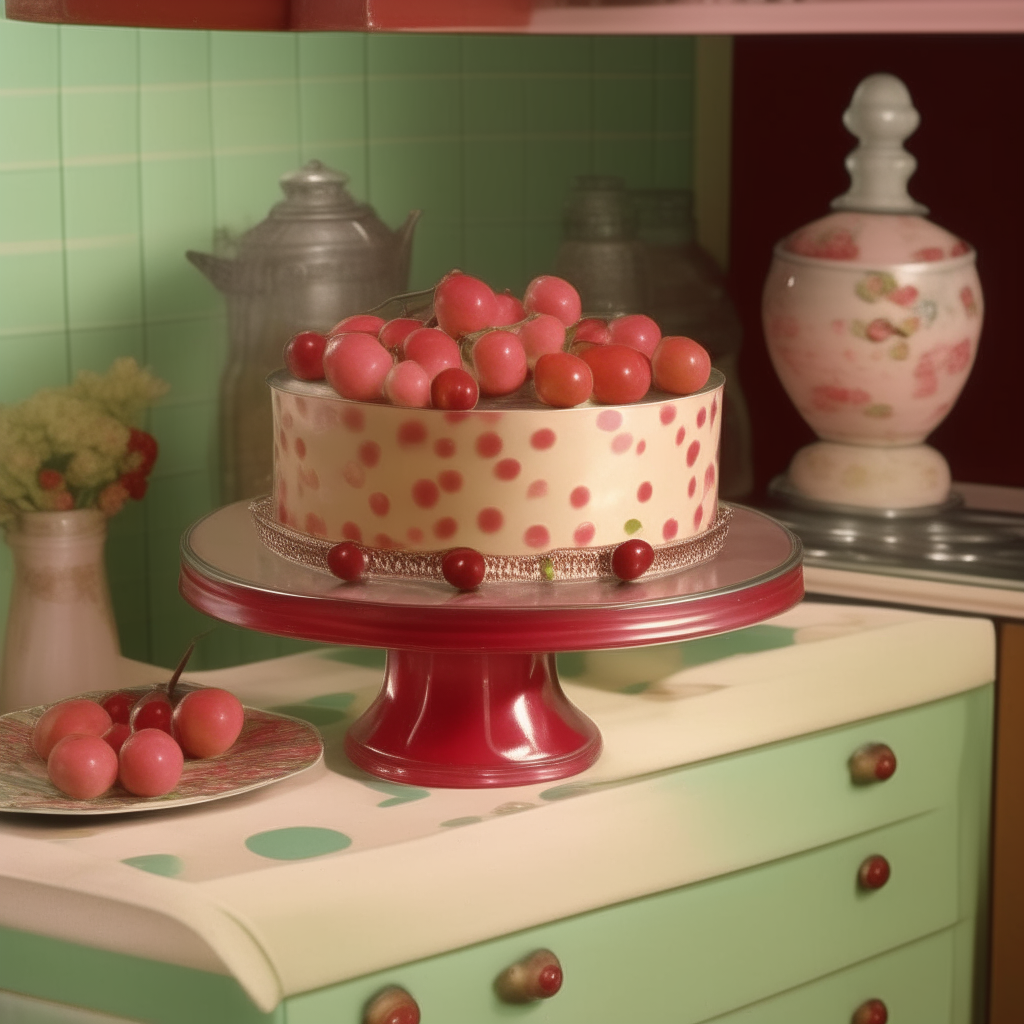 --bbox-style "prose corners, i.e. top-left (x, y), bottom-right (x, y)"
top-left (730, 34), bottom-right (1024, 498)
